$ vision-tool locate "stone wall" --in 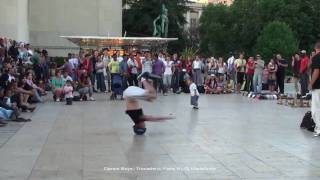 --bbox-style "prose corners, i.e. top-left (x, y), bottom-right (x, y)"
top-left (0, 0), bottom-right (122, 56)
top-left (29, 0), bottom-right (122, 56)
top-left (0, 0), bottom-right (29, 42)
